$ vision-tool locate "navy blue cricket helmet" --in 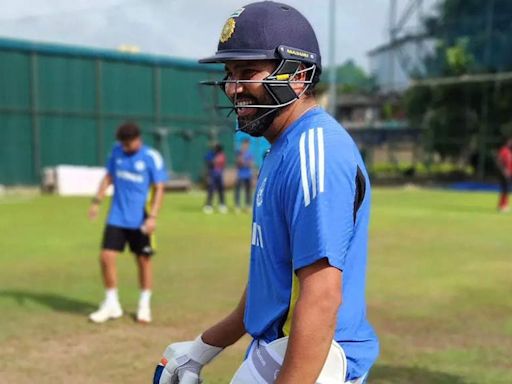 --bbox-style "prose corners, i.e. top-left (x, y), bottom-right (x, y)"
top-left (200, 1), bottom-right (322, 72)
top-left (200, 1), bottom-right (322, 136)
